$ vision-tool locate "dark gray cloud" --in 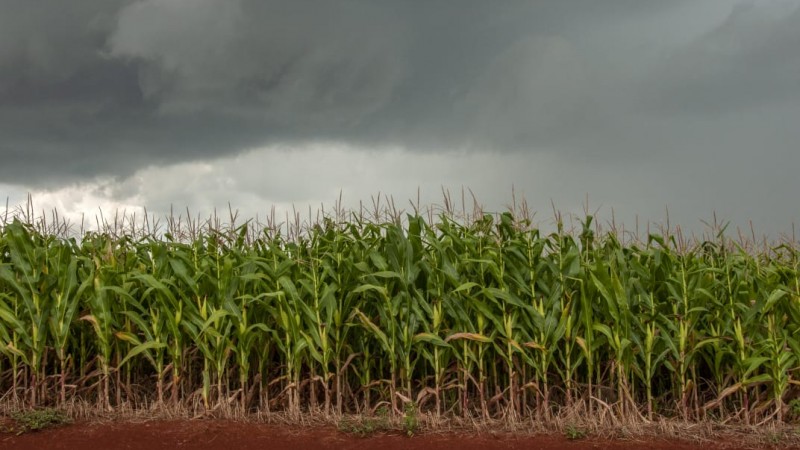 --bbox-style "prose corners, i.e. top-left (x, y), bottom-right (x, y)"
top-left (1, 0), bottom-right (799, 220)
top-left (644, 2), bottom-right (800, 115)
